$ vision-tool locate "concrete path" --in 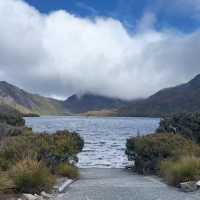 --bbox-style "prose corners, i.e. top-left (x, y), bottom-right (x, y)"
top-left (56, 168), bottom-right (200, 200)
